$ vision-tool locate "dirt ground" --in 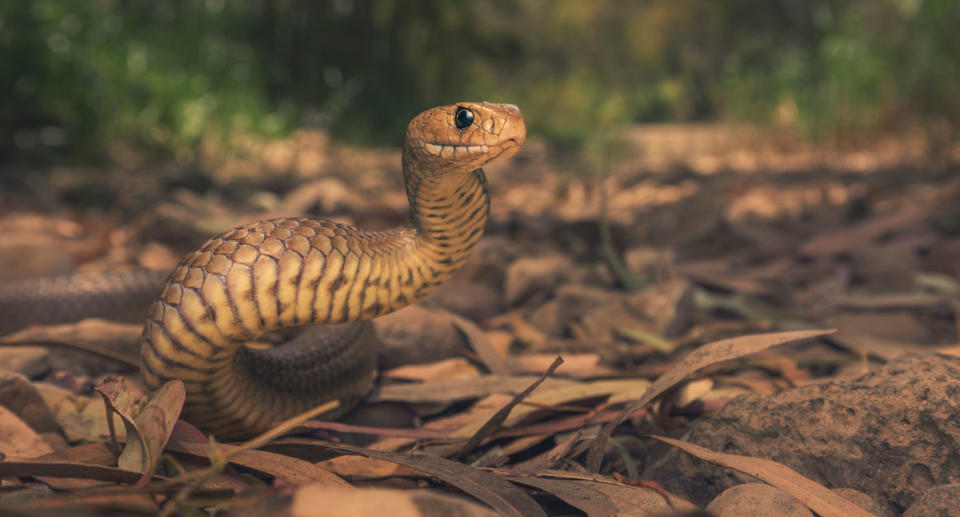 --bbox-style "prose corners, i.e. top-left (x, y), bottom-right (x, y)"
top-left (0, 124), bottom-right (958, 516)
